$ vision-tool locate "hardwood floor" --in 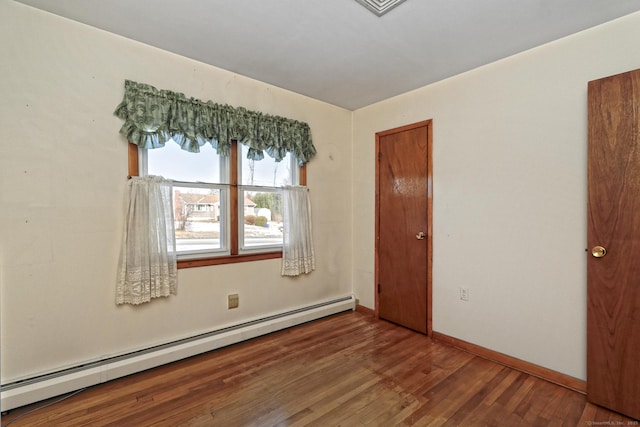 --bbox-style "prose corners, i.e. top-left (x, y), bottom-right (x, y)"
top-left (2, 312), bottom-right (636, 426)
